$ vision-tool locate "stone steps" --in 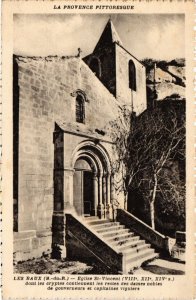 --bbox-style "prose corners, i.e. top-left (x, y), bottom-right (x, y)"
top-left (84, 216), bottom-right (158, 272)
top-left (125, 248), bottom-right (155, 264)
top-left (107, 232), bottom-right (138, 243)
top-left (101, 228), bottom-right (130, 238)
top-left (126, 252), bottom-right (159, 271)
top-left (96, 225), bottom-right (124, 233)
top-left (85, 216), bottom-right (98, 220)
top-left (117, 240), bottom-right (148, 251)
top-left (91, 221), bottom-right (120, 227)
top-left (91, 222), bottom-right (122, 232)
top-left (85, 219), bottom-right (110, 225)
top-left (122, 243), bottom-right (151, 255)
top-left (111, 235), bottom-right (145, 248)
